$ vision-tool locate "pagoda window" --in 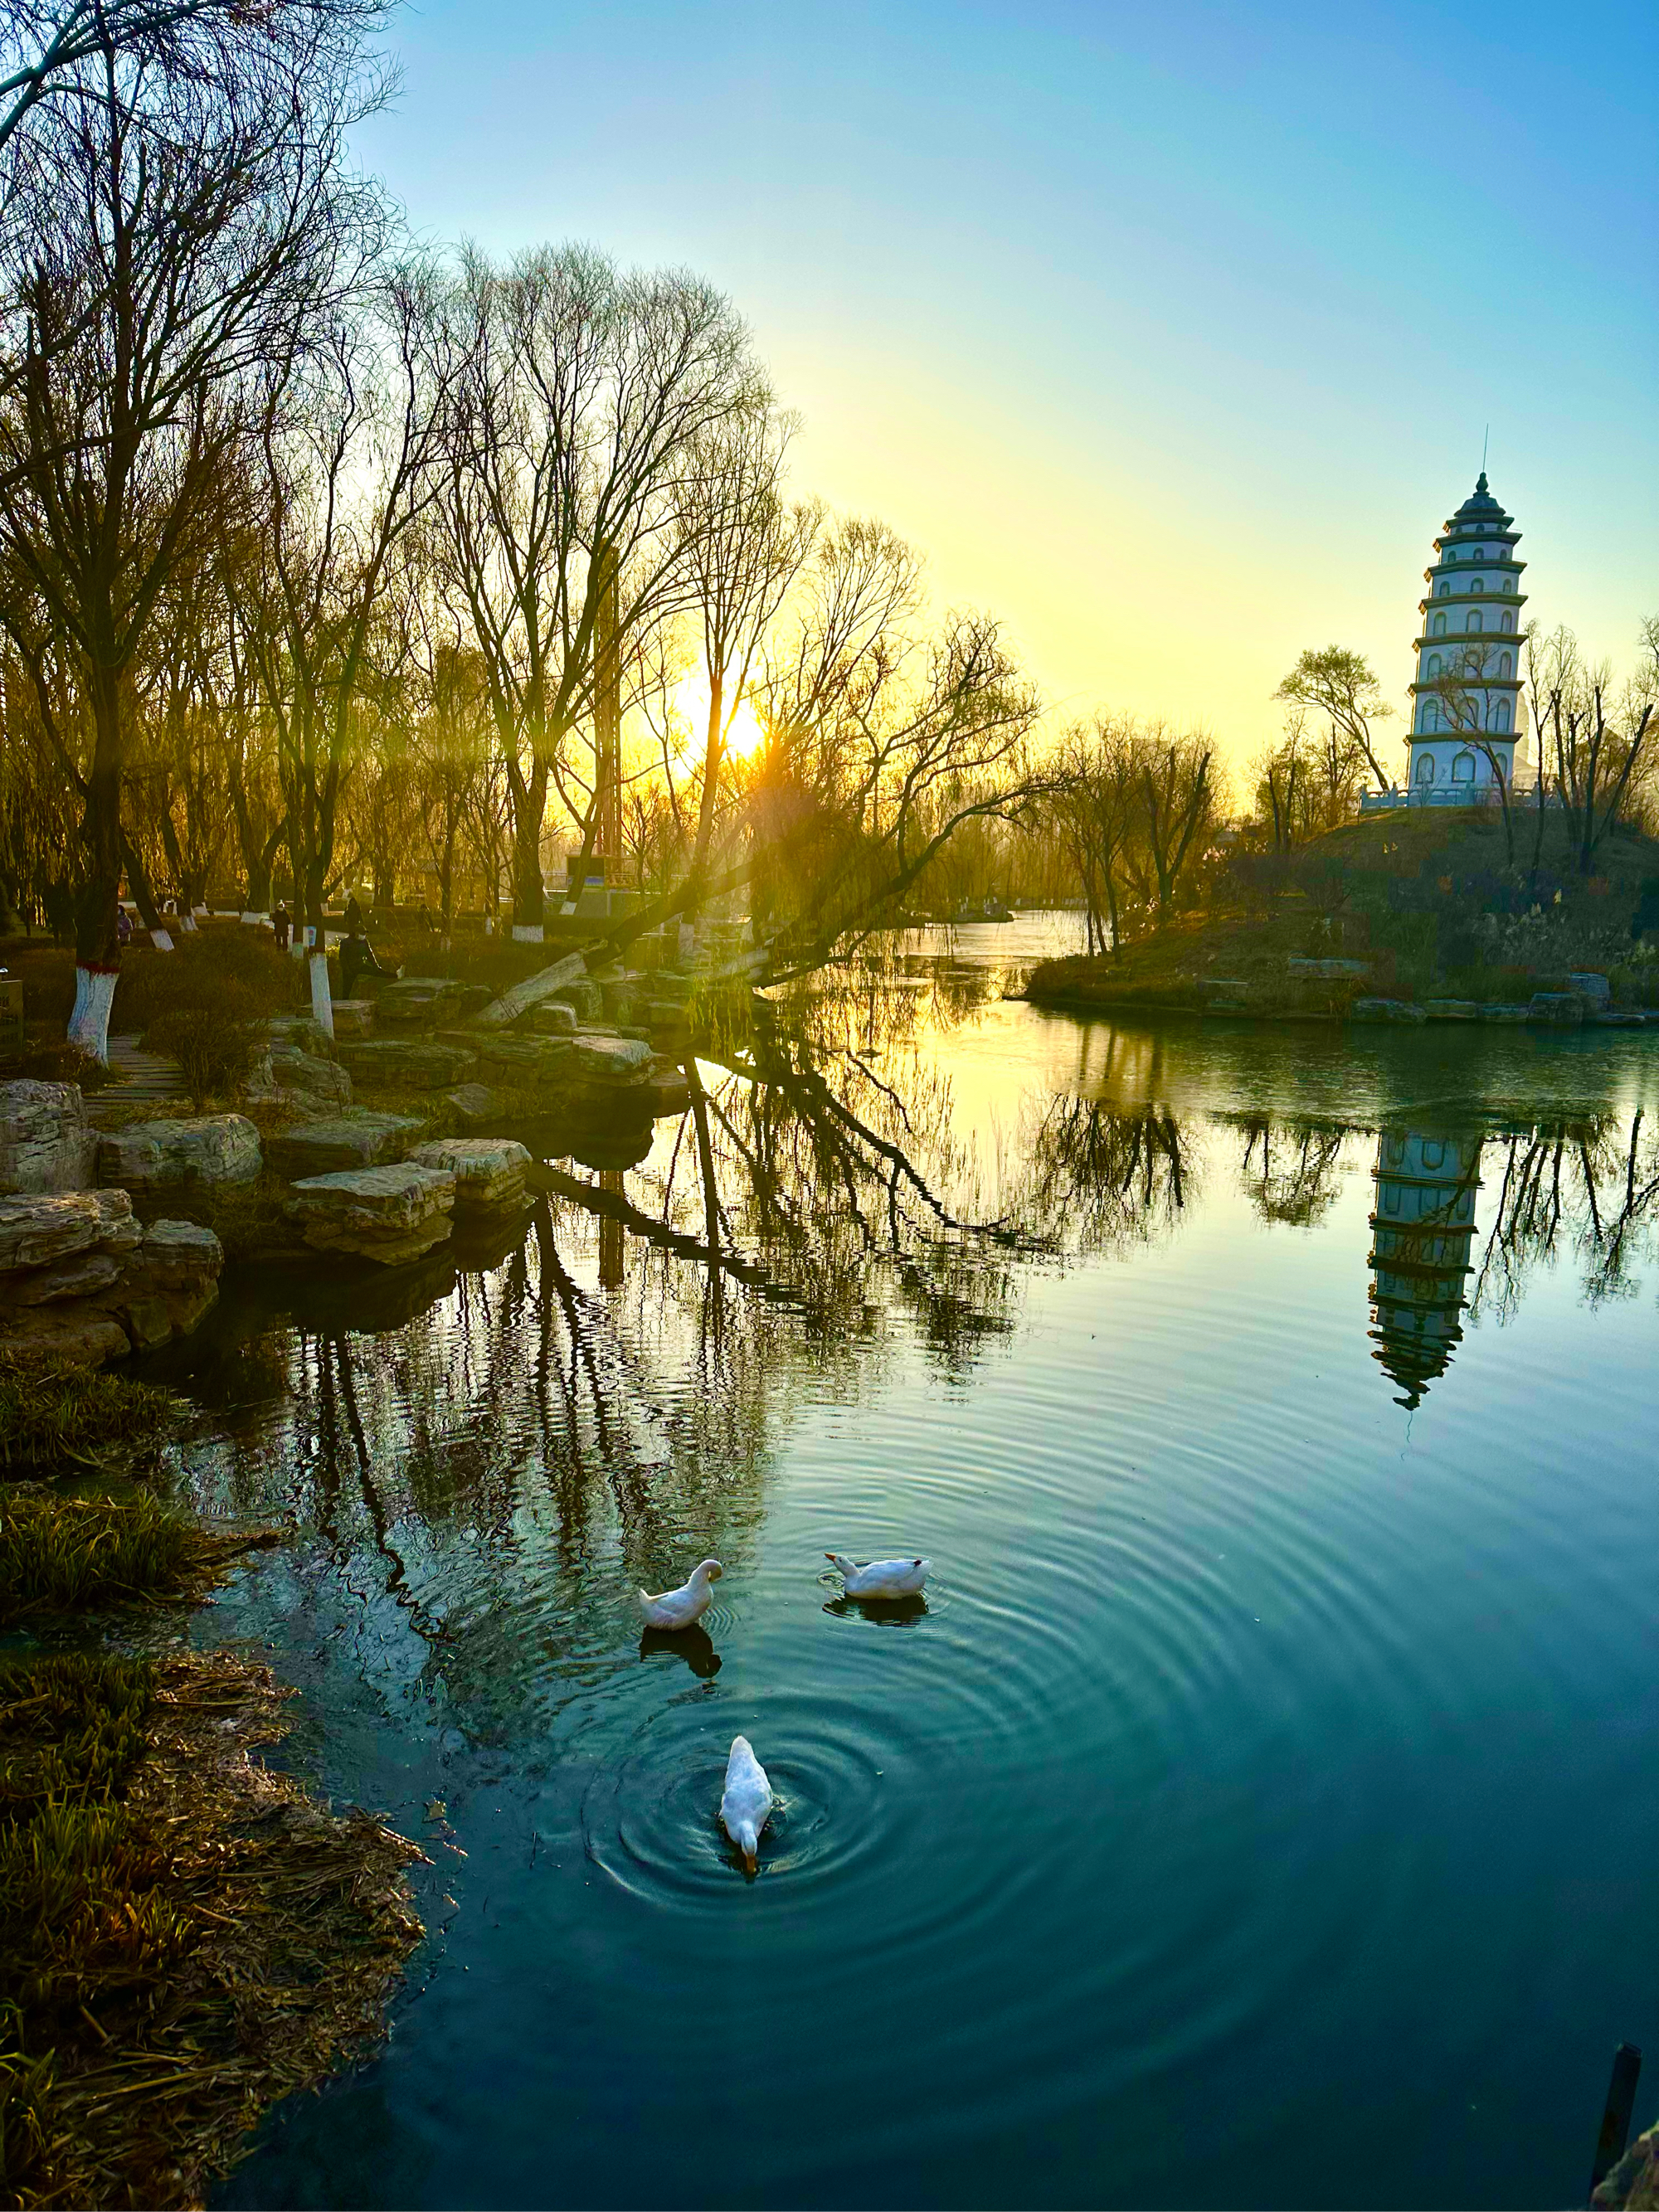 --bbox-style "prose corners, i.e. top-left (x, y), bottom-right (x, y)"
top-left (1428, 654), bottom-right (1442, 676)
top-left (1433, 612), bottom-right (1447, 635)
top-left (1452, 751), bottom-right (1476, 783)
top-left (1494, 701), bottom-right (1511, 732)
top-left (1502, 578), bottom-right (1513, 591)
top-left (1472, 578), bottom-right (1485, 593)
top-left (1467, 611), bottom-right (1482, 634)
top-left (1498, 652), bottom-right (1512, 677)
top-left (1416, 751), bottom-right (1436, 781)
top-left (1500, 611), bottom-right (1513, 631)
top-left (1422, 1140), bottom-right (1446, 1169)
top-left (1437, 581), bottom-right (1450, 596)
